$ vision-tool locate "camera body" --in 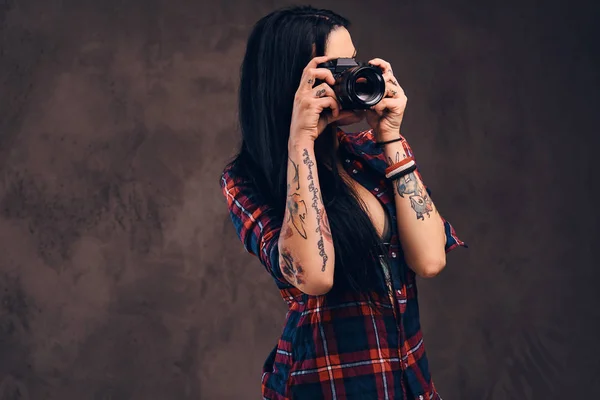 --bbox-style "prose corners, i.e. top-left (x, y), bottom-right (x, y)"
top-left (317, 58), bottom-right (386, 110)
